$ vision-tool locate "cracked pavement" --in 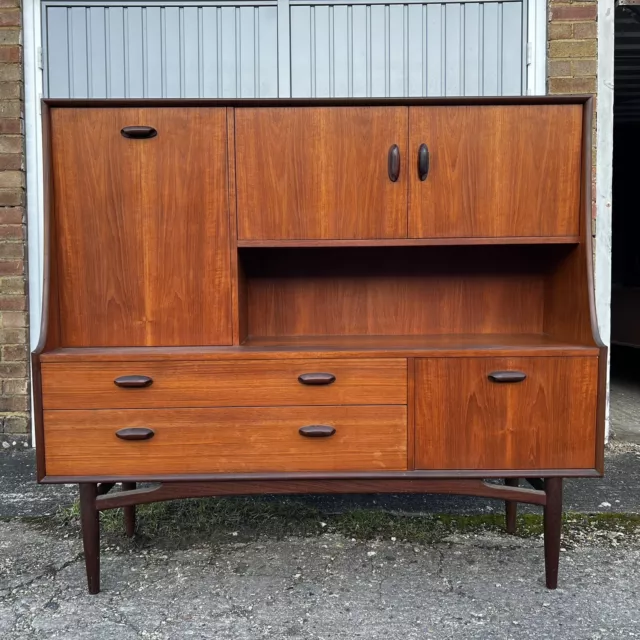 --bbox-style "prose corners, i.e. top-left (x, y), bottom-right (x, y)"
top-left (1, 520), bottom-right (640, 639)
